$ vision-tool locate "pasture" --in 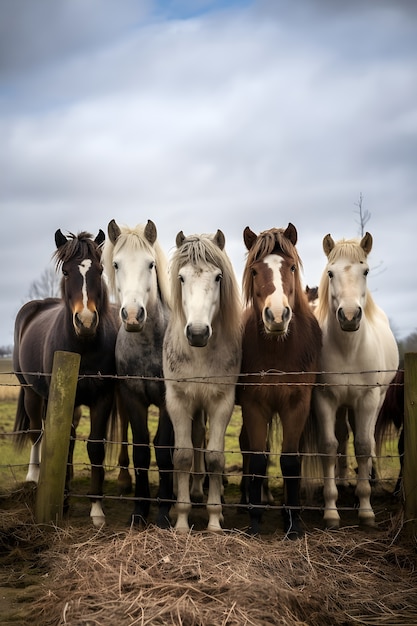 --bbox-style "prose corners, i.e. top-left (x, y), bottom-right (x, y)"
top-left (1, 359), bottom-right (416, 625)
